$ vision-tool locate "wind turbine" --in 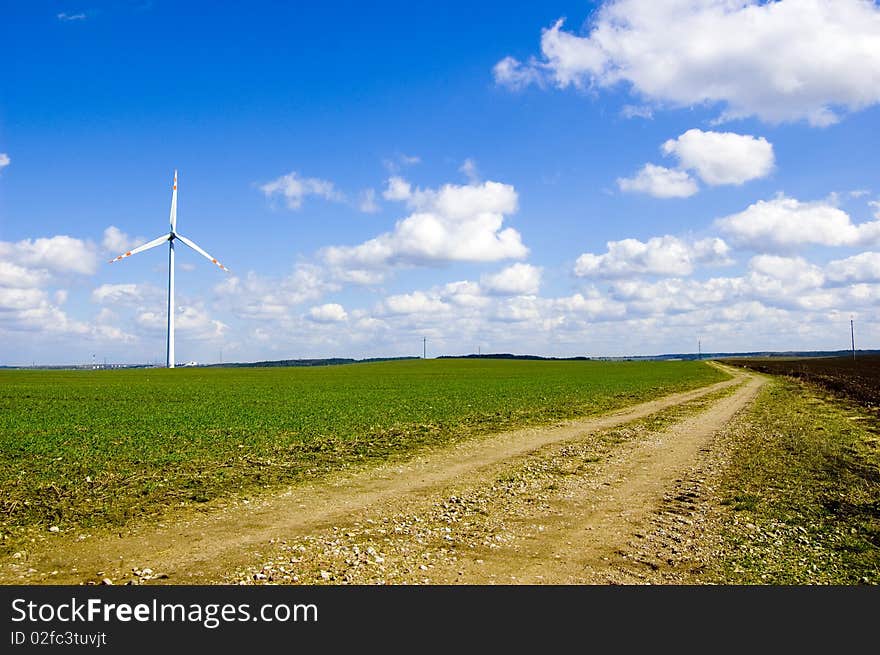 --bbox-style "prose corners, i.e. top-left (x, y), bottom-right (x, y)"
top-left (109, 170), bottom-right (229, 368)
